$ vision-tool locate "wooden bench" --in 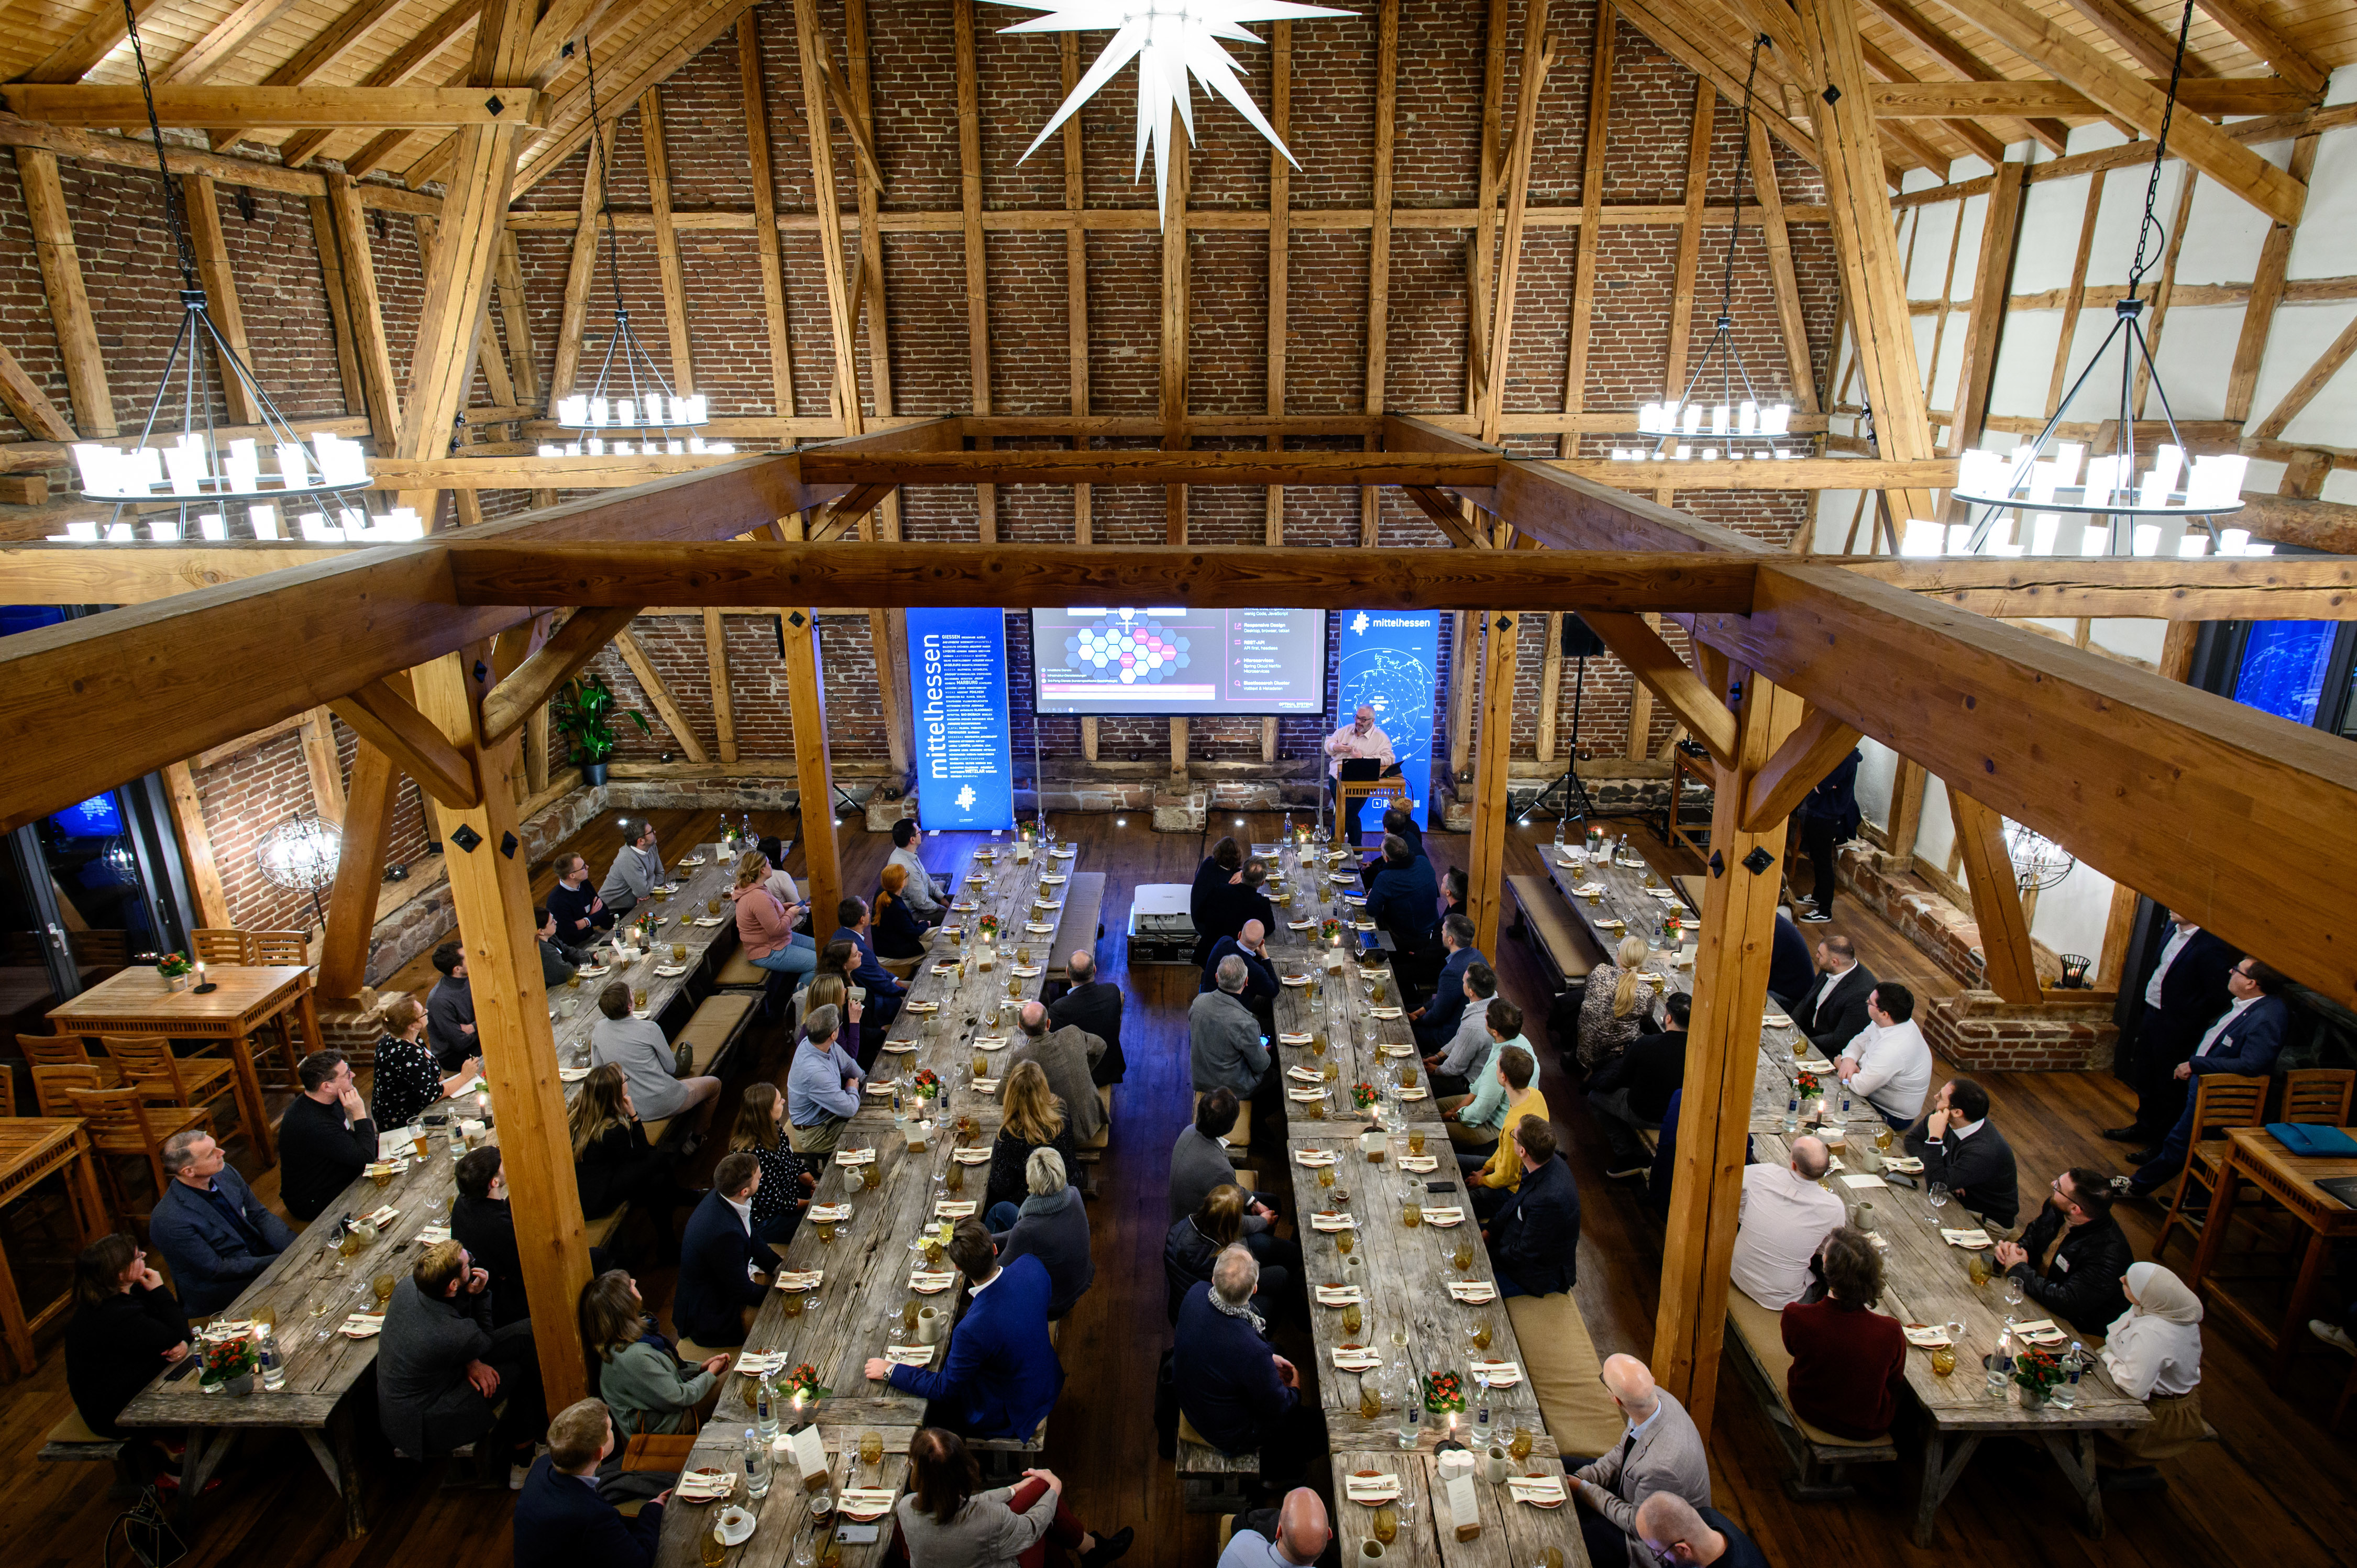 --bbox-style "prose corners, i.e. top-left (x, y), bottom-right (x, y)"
top-left (1176, 1411), bottom-right (1257, 1513)
top-left (583, 1204), bottom-right (630, 1251)
top-left (1504, 1289), bottom-right (1625, 1462)
top-left (38, 1410), bottom-right (139, 1497)
top-left (1506, 875), bottom-right (1597, 998)
top-left (675, 992), bottom-right (758, 1079)
top-left (1723, 1290), bottom-right (1900, 1498)
top-left (970, 1418), bottom-right (1049, 1482)
top-left (1048, 873), bottom-right (1108, 980)
top-left (714, 948), bottom-right (767, 991)
top-left (1075, 1084), bottom-right (1113, 1163)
